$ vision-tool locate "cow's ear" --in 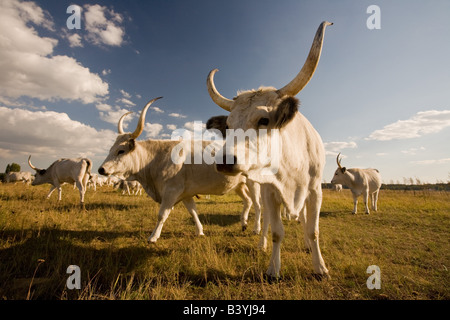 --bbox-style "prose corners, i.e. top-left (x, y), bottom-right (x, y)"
top-left (128, 138), bottom-right (136, 151)
top-left (341, 167), bottom-right (346, 173)
top-left (39, 169), bottom-right (46, 175)
top-left (274, 96), bottom-right (299, 128)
